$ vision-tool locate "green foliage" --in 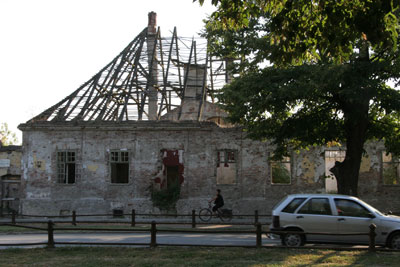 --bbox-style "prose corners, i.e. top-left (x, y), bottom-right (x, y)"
top-left (197, 0), bottom-right (400, 195)
top-left (271, 162), bottom-right (291, 184)
top-left (151, 182), bottom-right (181, 211)
top-left (0, 123), bottom-right (18, 146)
